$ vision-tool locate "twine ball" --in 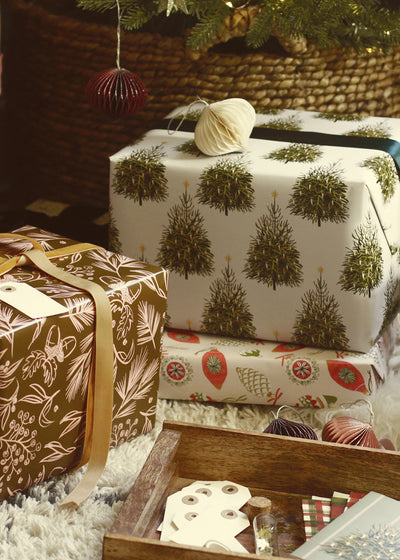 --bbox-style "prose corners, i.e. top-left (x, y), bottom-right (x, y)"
top-left (194, 98), bottom-right (256, 156)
